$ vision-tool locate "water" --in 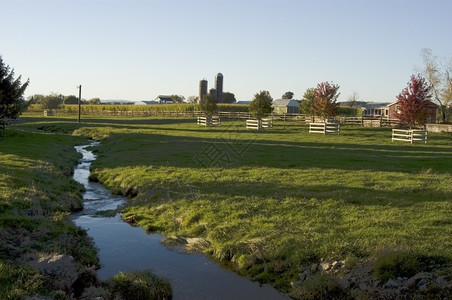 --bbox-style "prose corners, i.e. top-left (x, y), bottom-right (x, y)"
top-left (72, 143), bottom-right (289, 300)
